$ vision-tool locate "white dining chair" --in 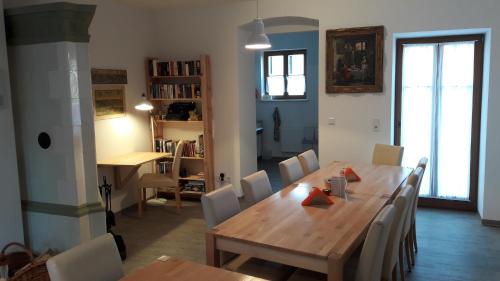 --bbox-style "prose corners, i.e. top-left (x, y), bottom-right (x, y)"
top-left (298, 149), bottom-right (320, 175)
top-left (372, 144), bottom-right (404, 166)
top-left (138, 140), bottom-right (184, 215)
top-left (411, 157), bottom-right (428, 256)
top-left (241, 170), bottom-right (273, 206)
top-left (201, 185), bottom-right (295, 280)
top-left (382, 185), bottom-right (415, 281)
top-left (279, 156), bottom-right (305, 187)
top-left (201, 185), bottom-right (240, 228)
top-left (355, 204), bottom-right (396, 281)
top-left (46, 234), bottom-right (124, 281)
top-left (400, 167), bottom-right (424, 272)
